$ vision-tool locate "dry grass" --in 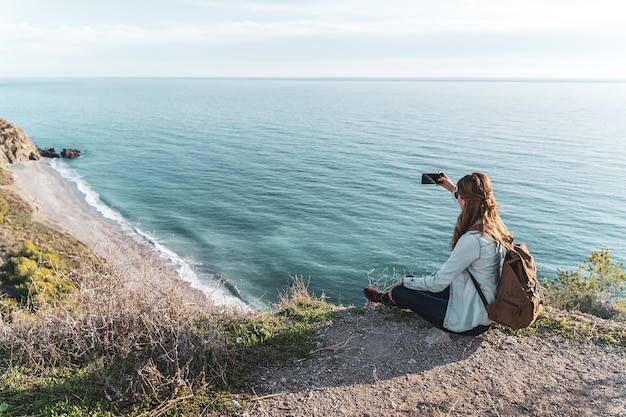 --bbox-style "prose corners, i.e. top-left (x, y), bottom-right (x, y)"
top-left (0, 245), bottom-right (238, 409)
